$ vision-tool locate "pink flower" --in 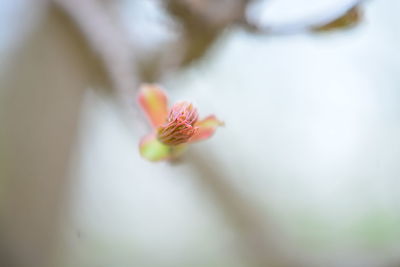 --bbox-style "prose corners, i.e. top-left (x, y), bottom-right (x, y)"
top-left (157, 102), bottom-right (199, 146)
top-left (138, 84), bottom-right (223, 161)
